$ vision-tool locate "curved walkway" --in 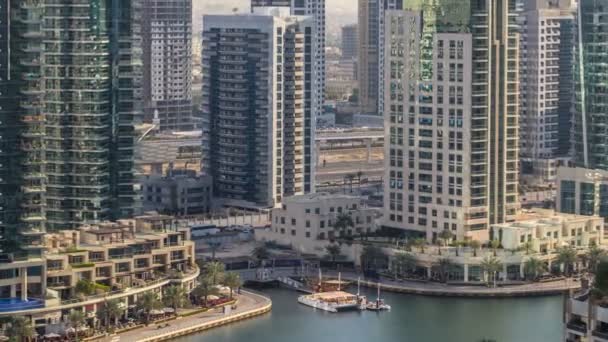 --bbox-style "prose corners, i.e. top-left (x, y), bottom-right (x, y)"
top-left (114, 290), bottom-right (271, 342)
